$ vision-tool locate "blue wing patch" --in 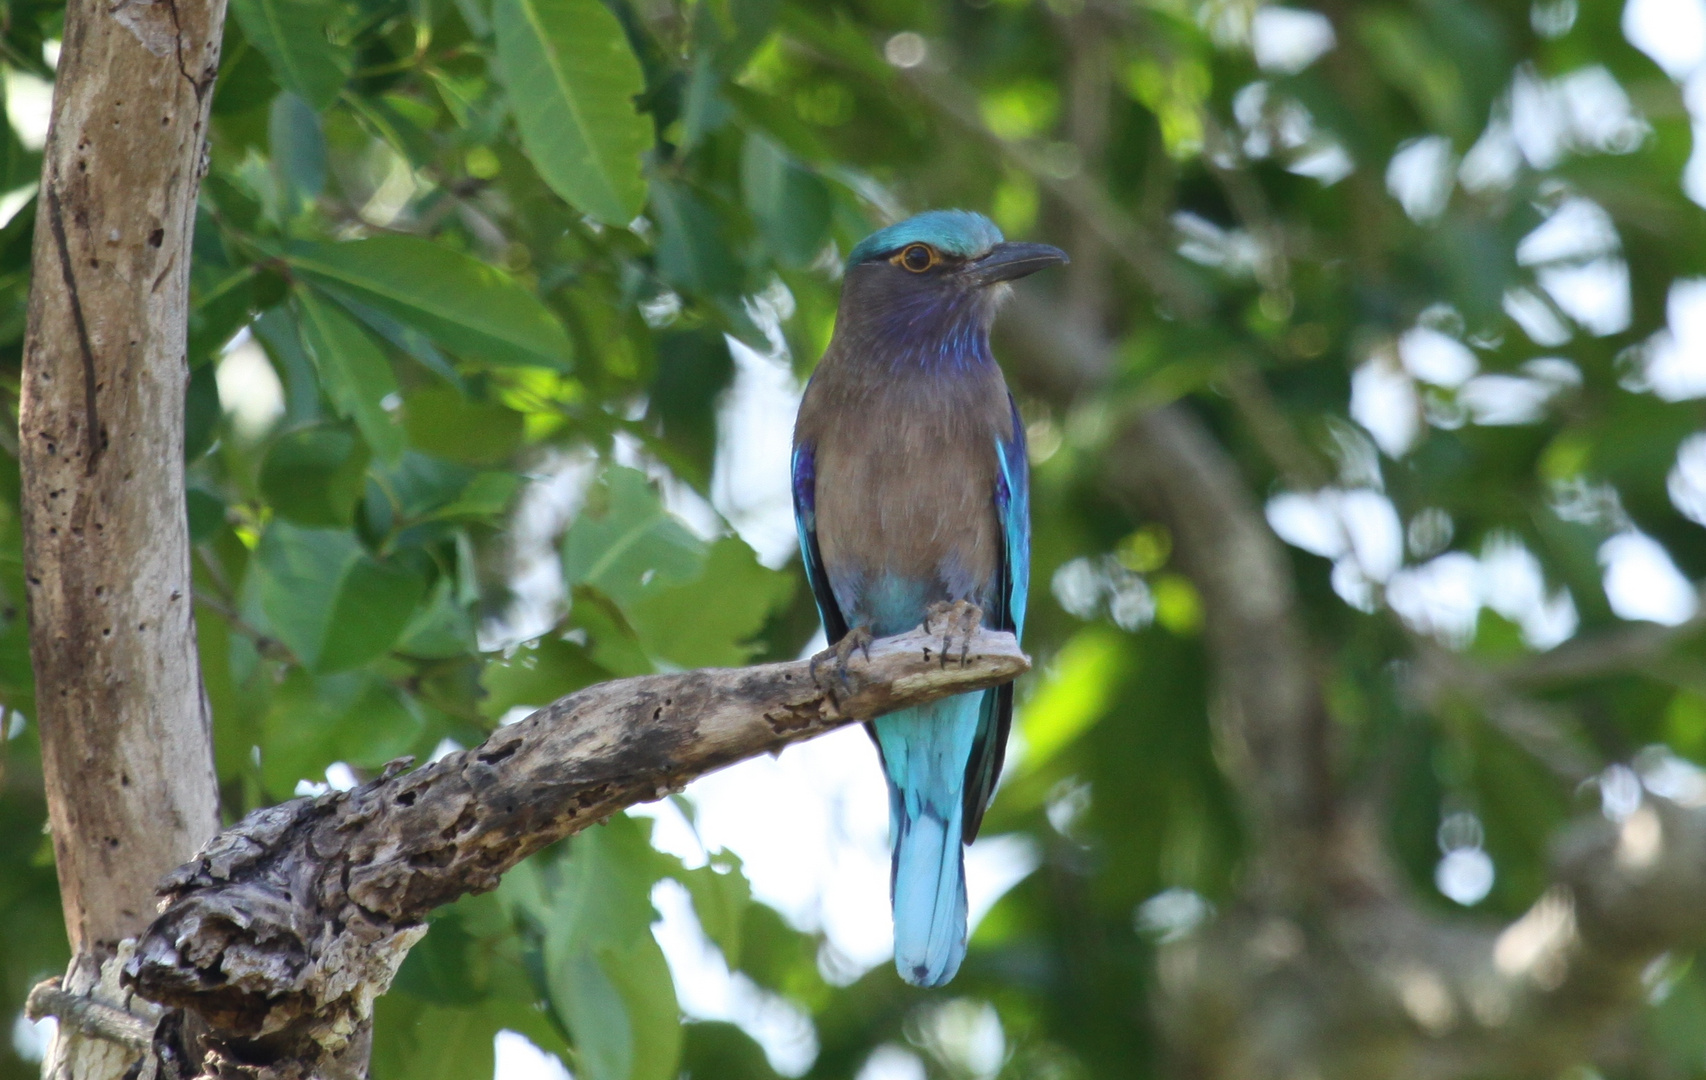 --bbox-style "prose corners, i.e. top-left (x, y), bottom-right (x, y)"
top-left (792, 442), bottom-right (849, 645)
top-left (963, 396), bottom-right (1029, 840)
top-left (995, 396), bottom-right (1031, 638)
